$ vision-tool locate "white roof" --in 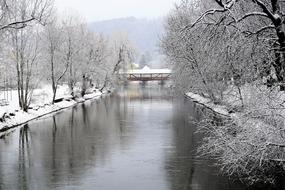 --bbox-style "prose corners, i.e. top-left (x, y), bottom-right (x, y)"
top-left (126, 66), bottom-right (171, 74)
